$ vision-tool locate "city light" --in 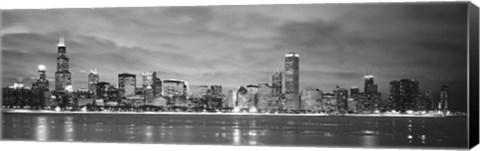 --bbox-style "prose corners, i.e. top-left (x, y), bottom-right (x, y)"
top-left (38, 65), bottom-right (46, 71)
